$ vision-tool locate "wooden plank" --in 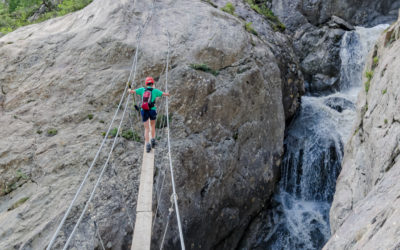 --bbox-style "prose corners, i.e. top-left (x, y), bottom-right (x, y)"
top-left (131, 211), bottom-right (153, 250)
top-left (131, 145), bottom-right (155, 250)
top-left (136, 147), bottom-right (155, 212)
